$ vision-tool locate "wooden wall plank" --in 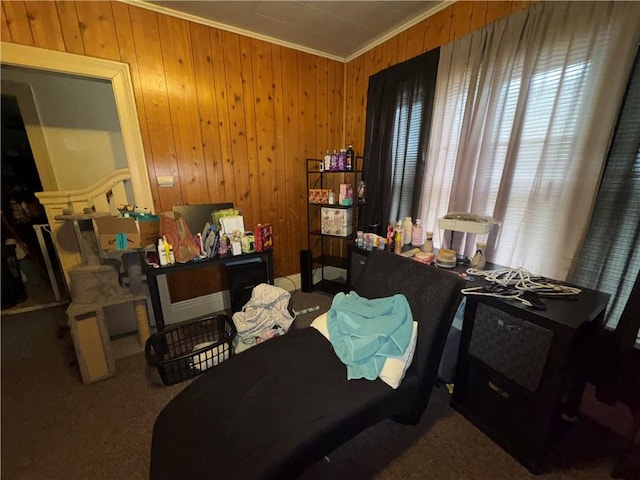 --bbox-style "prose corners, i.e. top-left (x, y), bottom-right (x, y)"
top-left (270, 44), bottom-right (289, 275)
top-left (484, 1), bottom-right (513, 25)
top-left (469, 1), bottom-right (489, 33)
top-left (315, 56), bottom-right (329, 154)
top-left (157, 15), bottom-right (209, 206)
top-left (511, 1), bottom-right (532, 15)
top-left (330, 61), bottom-right (344, 149)
top-left (395, 29), bottom-right (409, 65)
top-left (424, 7), bottom-right (453, 52)
top-left (250, 39), bottom-right (278, 237)
top-left (1, 4), bottom-right (12, 42)
top-left (220, 31), bottom-right (252, 218)
top-left (189, 22), bottom-right (225, 204)
top-left (209, 29), bottom-right (237, 205)
top-left (128, 6), bottom-right (182, 212)
top-left (404, 21), bottom-right (427, 61)
top-left (112, 2), bottom-right (159, 211)
top-left (55, 1), bottom-right (85, 55)
top-left (75, 1), bottom-right (120, 61)
top-left (24, 1), bottom-right (65, 51)
top-left (297, 51), bottom-right (317, 257)
top-left (280, 46), bottom-right (300, 273)
top-left (3, 1), bottom-right (34, 46)
top-left (239, 35), bottom-right (261, 228)
top-left (380, 35), bottom-right (398, 71)
top-left (450, 1), bottom-right (474, 43)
